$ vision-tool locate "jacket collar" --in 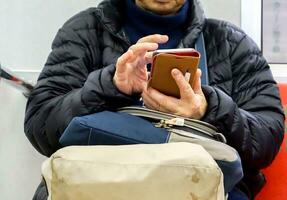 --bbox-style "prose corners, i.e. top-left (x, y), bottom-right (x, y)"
top-left (95, 0), bottom-right (205, 47)
top-left (95, 0), bottom-right (125, 33)
top-left (181, 0), bottom-right (206, 47)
